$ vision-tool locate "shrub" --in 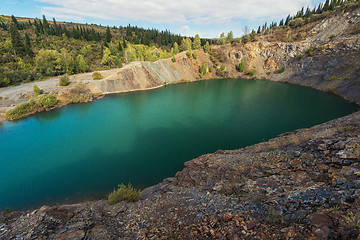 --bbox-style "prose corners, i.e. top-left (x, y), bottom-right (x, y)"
top-left (3, 208), bottom-right (12, 215)
top-left (35, 94), bottom-right (58, 108)
top-left (217, 64), bottom-right (226, 77)
top-left (297, 53), bottom-right (304, 60)
top-left (92, 71), bottom-right (103, 80)
top-left (5, 100), bottom-right (36, 120)
top-left (247, 69), bottom-right (257, 77)
top-left (308, 45), bottom-right (315, 56)
top-left (59, 75), bottom-right (70, 86)
top-left (279, 66), bottom-right (286, 73)
top-left (329, 34), bottom-right (336, 40)
top-left (172, 56), bottom-right (176, 62)
top-left (328, 75), bottom-right (337, 81)
top-left (237, 59), bottom-right (246, 72)
top-left (186, 49), bottom-right (192, 58)
top-left (200, 63), bottom-right (207, 78)
top-left (33, 84), bottom-right (41, 96)
top-left (193, 50), bottom-right (198, 59)
top-left (107, 184), bottom-right (141, 205)
top-left (328, 87), bottom-right (336, 93)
